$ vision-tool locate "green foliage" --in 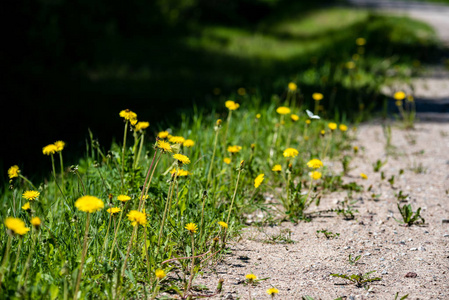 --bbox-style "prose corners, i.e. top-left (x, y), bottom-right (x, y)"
top-left (316, 229), bottom-right (340, 239)
top-left (373, 159), bottom-right (387, 172)
top-left (348, 254), bottom-right (361, 266)
top-left (396, 203), bottom-right (425, 226)
top-left (394, 292), bottom-right (409, 300)
top-left (330, 270), bottom-right (381, 288)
